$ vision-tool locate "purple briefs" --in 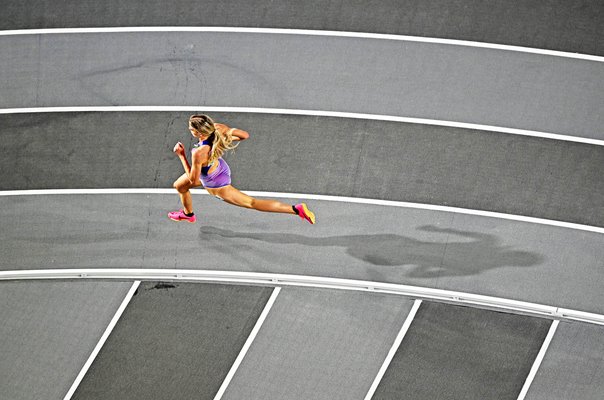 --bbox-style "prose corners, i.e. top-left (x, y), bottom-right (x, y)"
top-left (200, 158), bottom-right (231, 188)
